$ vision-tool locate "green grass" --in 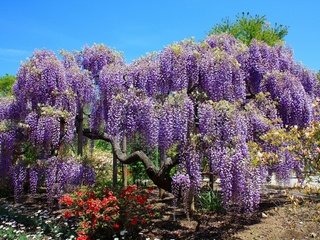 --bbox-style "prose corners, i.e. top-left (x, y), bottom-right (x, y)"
top-left (198, 188), bottom-right (224, 212)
